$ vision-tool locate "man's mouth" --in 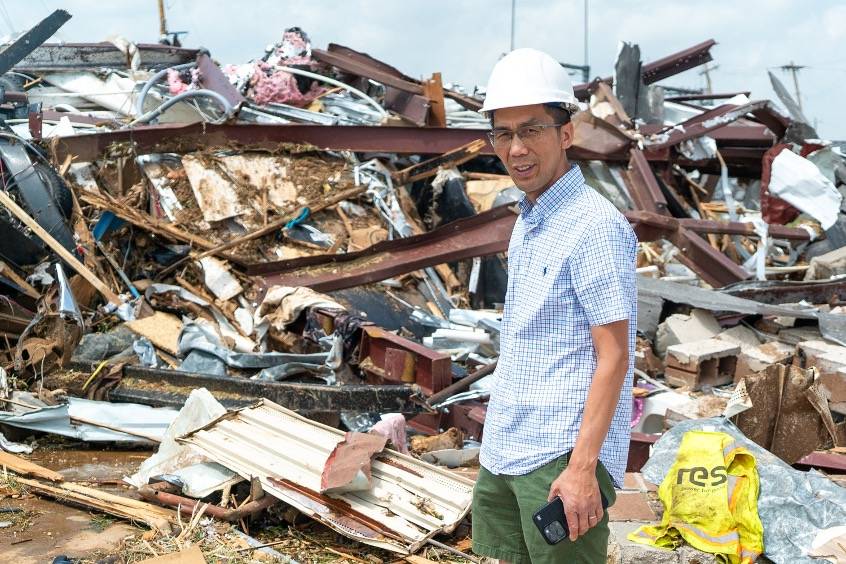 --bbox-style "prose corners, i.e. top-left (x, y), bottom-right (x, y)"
top-left (512, 163), bottom-right (535, 178)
